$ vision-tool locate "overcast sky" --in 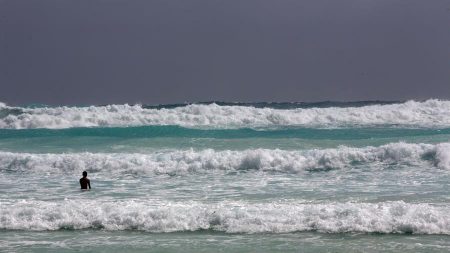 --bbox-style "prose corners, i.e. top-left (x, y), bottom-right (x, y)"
top-left (1, 0), bottom-right (449, 105)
